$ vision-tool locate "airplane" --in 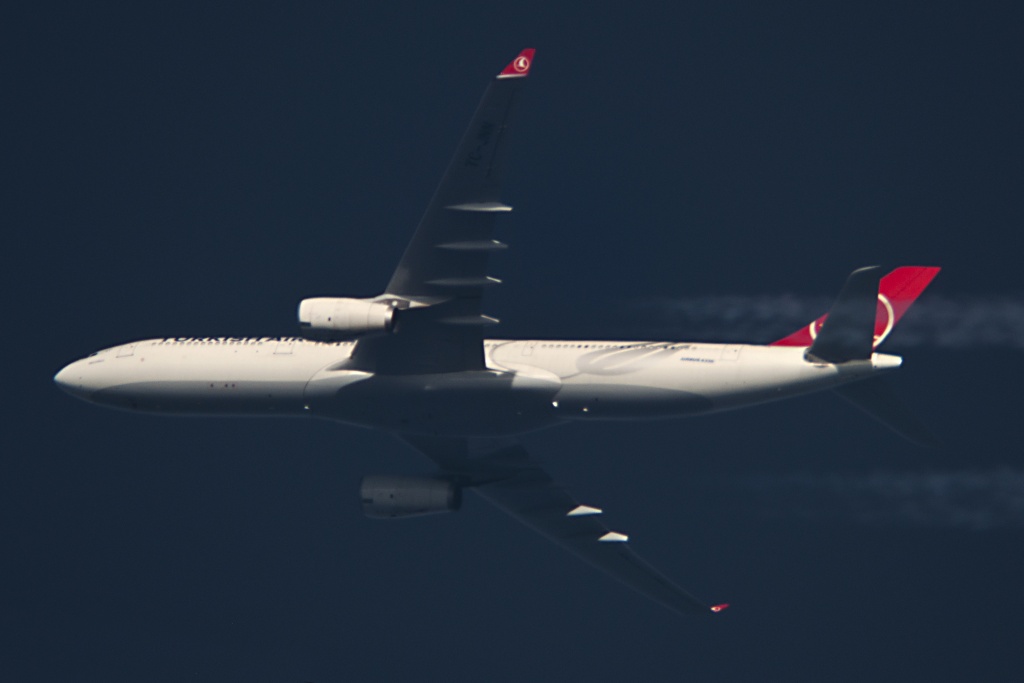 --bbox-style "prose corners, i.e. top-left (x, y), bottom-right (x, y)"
top-left (54, 48), bottom-right (940, 617)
